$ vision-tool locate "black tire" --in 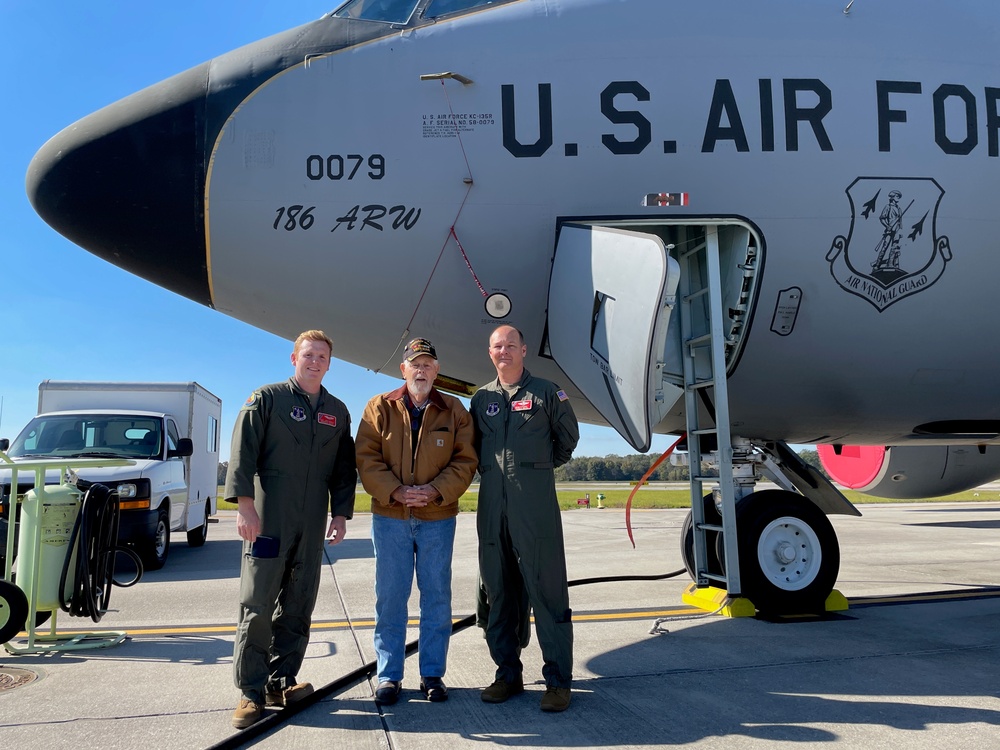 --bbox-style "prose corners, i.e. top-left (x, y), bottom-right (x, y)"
top-left (139, 505), bottom-right (170, 571)
top-left (5, 571), bottom-right (53, 629)
top-left (0, 578), bottom-right (28, 643)
top-left (734, 490), bottom-right (840, 615)
top-left (680, 494), bottom-right (725, 583)
top-left (186, 501), bottom-right (210, 548)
